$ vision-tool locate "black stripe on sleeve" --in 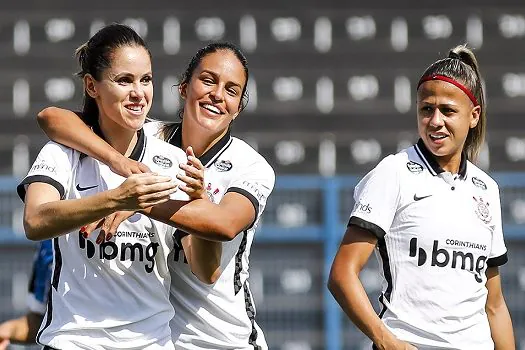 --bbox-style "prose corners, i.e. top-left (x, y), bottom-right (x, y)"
top-left (17, 175), bottom-right (65, 202)
top-left (348, 216), bottom-right (387, 239)
top-left (226, 187), bottom-right (259, 228)
top-left (487, 252), bottom-right (508, 267)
